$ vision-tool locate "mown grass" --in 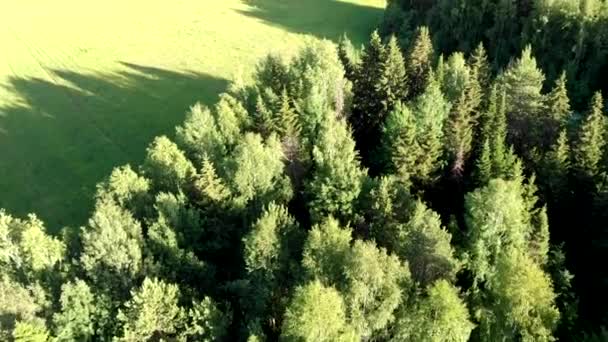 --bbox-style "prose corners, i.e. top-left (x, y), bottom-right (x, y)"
top-left (0, 0), bottom-right (385, 230)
